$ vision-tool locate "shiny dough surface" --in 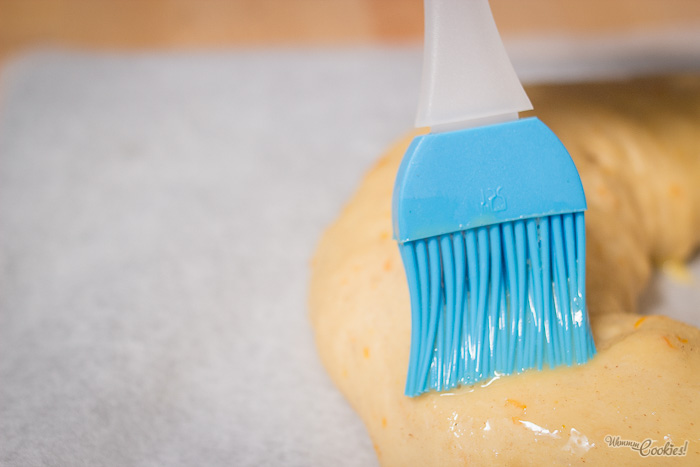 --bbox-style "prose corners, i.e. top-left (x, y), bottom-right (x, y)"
top-left (309, 76), bottom-right (700, 465)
